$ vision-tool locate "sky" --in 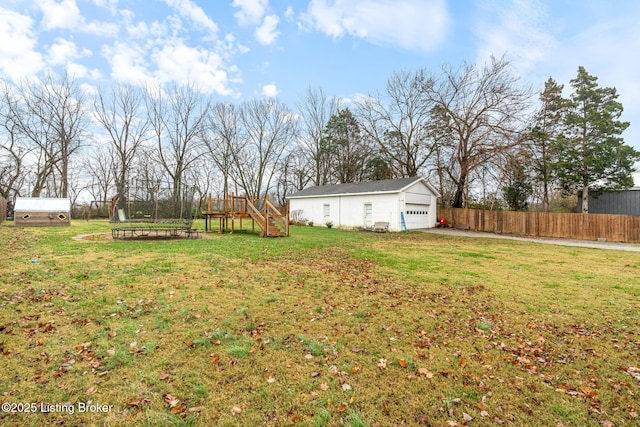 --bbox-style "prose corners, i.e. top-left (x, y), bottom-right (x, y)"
top-left (2, 0), bottom-right (640, 149)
